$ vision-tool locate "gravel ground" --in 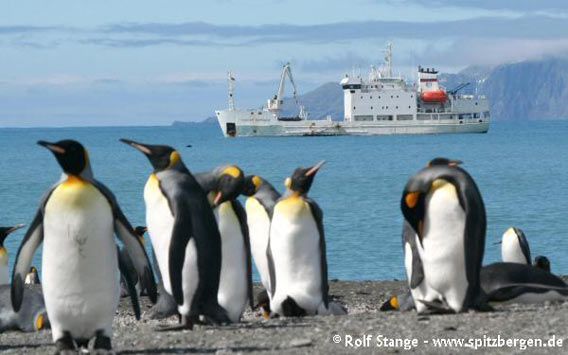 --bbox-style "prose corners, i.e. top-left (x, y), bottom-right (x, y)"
top-left (1, 280), bottom-right (567, 354)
